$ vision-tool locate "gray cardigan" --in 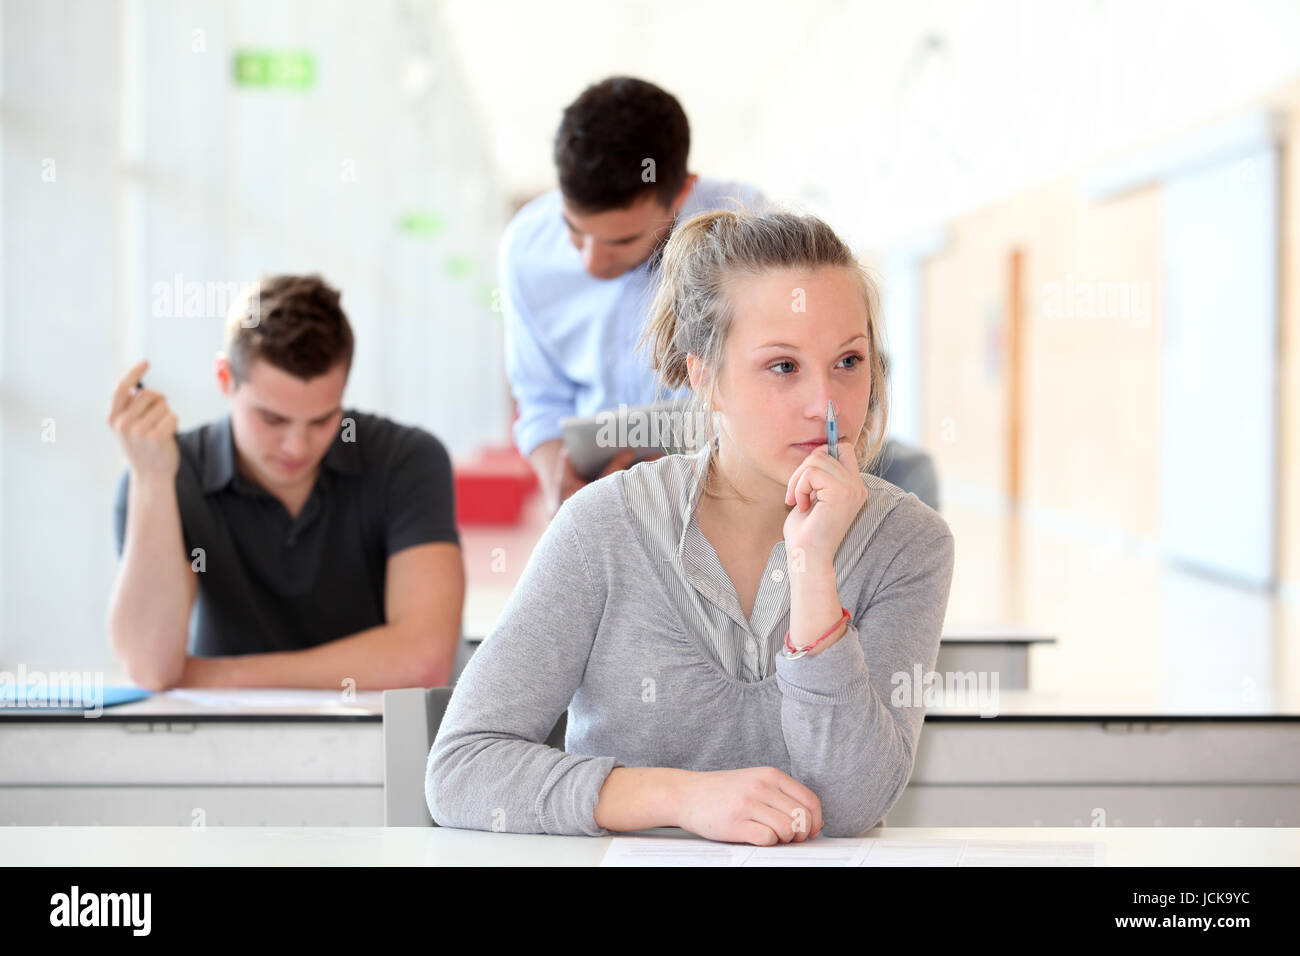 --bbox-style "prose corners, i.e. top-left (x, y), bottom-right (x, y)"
top-left (426, 452), bottom-right (955, 837)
